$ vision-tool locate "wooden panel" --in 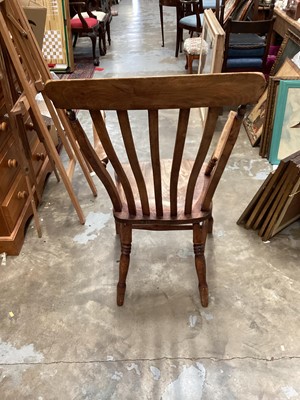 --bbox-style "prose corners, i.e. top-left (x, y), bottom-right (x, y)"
top-left (0, 136), bottom-right (21, 201)
top-left (1, 173), bottom-right (28, 233)
top-left (274, 7), bottom-right (300, 38)
top-left (0, 158), bottom-right (52, 255)
top-left (0, 209), bottom-right (10, 236)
